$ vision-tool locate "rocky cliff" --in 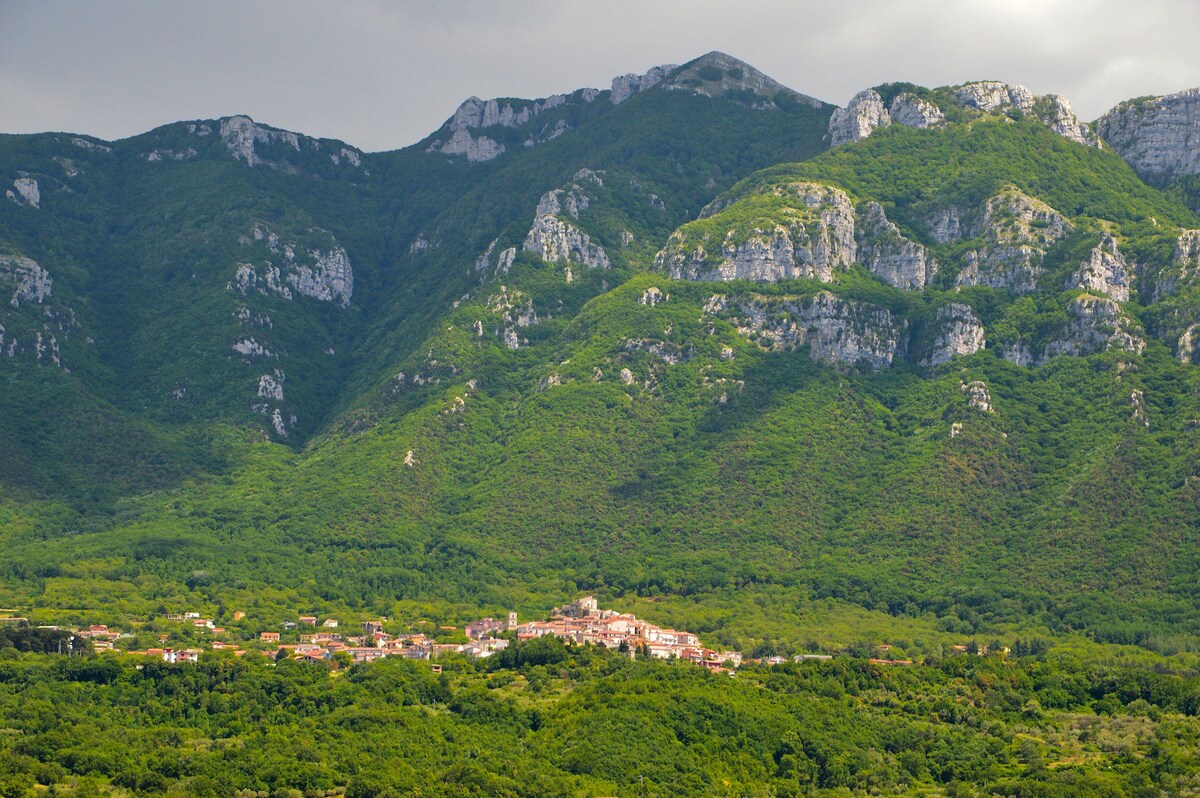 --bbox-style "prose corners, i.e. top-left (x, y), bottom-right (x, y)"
top-left (428, 52), bottom-right (825, 164)
top-left (1067, 235), bottom-right (1131, 302)
top-left (1096, 88), bottom-right (1200, 182)
top-left (953, 188), bottom-right (1072, 294)
top-left (521, 170), bottom-right (611, 270)
top-left (856, 202), bottom-right (936, 290)
top-left (923, 304), bottom-right (986, 366)
top-left (830, 81), bottom-right (1097, 147)
top-left (654, 182), bottom-right (856, 282)
top-left (229, 224), bottom-right (354, 308)
top-left (714, 291), bottom-right (905, 369)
